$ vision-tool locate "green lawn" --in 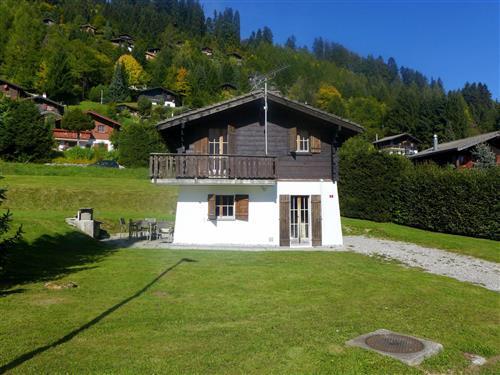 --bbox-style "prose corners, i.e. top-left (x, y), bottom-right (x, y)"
top-left (342, 217), bottom-right (500, 263)
top-left (0, 163), bottom-right (499, 373)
